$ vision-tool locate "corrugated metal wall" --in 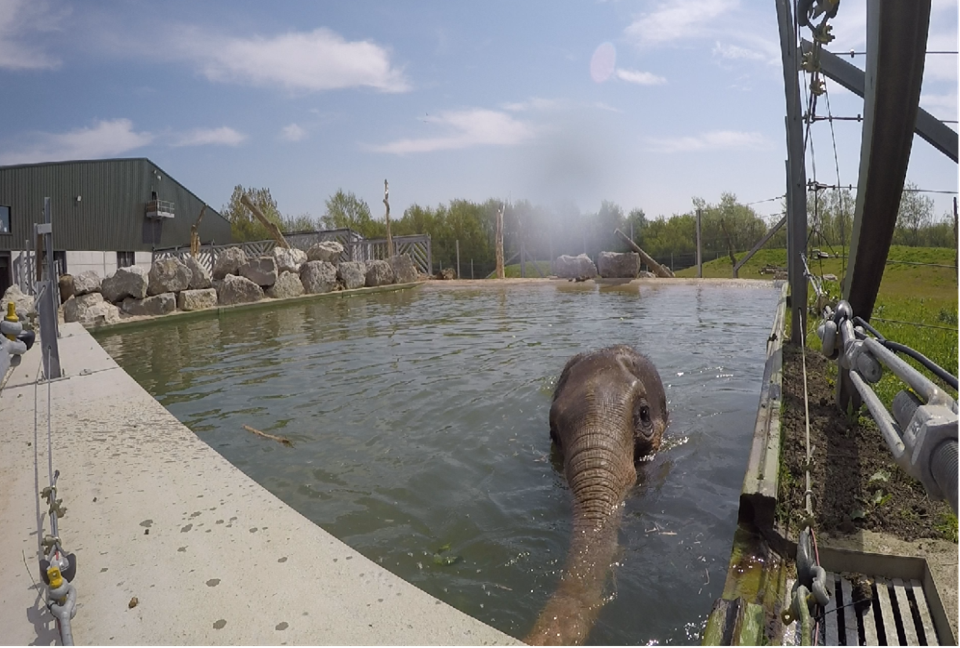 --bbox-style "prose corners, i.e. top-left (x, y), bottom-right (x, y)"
top-left (0, 158), bottom-right (233, 252)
